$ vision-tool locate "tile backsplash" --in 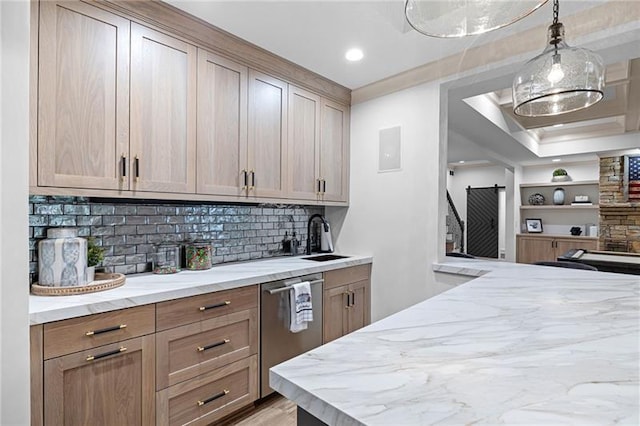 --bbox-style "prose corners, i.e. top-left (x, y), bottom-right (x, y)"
top-left (29, 196), bottom-right (323, 281)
